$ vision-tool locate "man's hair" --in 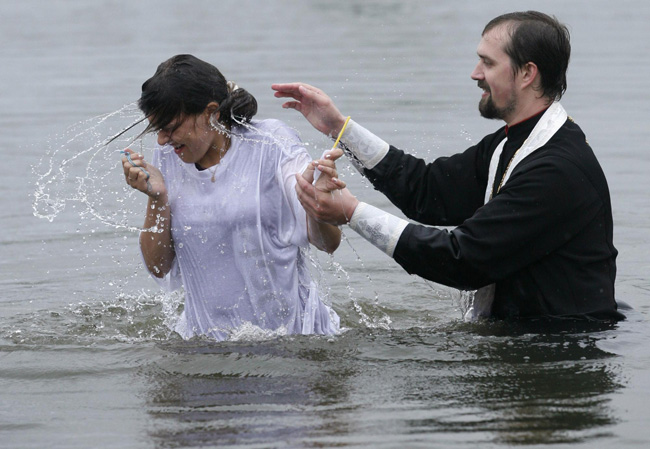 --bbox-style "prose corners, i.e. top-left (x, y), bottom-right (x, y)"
top-left (484, 11), bottom-right (571, 101)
